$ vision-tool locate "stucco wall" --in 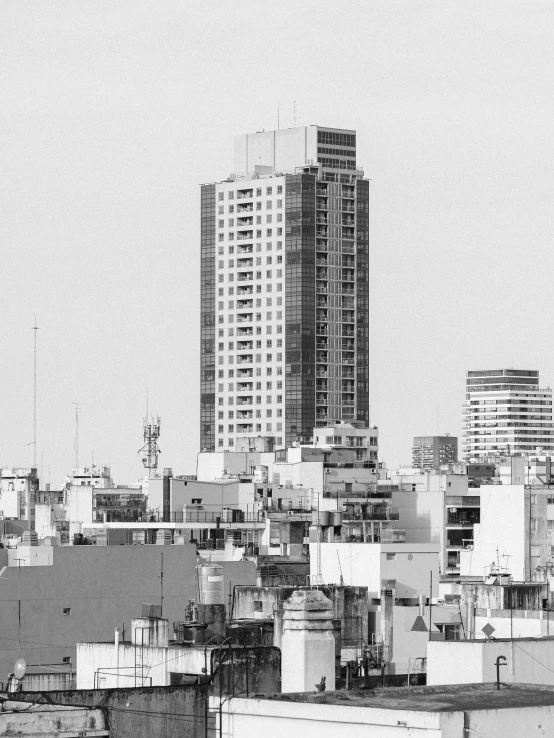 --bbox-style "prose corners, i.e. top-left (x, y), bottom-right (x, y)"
top-left (10, 685), bottom-right (213, 738)
top-left (428, 637), bottom-right (554, 686)
top-left (311, 543), bottom-right (439, 598)
top-left (460, 486), bottom-right (526, 579)
top-left (221, 694), bottom-right (554, 738)
top-left (0, 544), bottom-right (197, 678)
